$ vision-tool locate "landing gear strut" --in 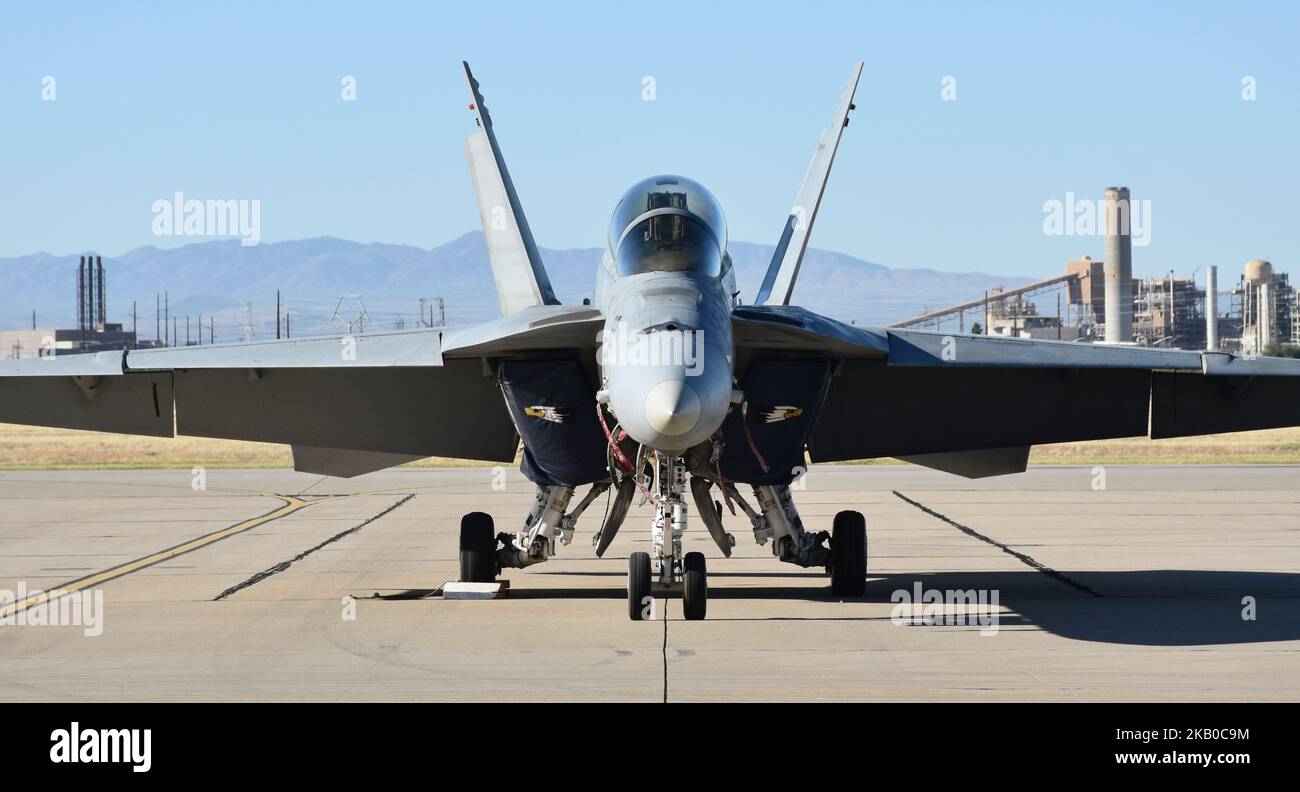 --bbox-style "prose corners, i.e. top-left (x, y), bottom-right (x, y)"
top-left (458, 481), bottom-right (613, 585)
